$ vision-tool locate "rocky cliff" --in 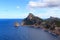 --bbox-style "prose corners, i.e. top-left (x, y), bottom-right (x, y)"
top-left (21, 13), bottom-right (60, 35)
top-left (21, 13), bottom-right (43, 25)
